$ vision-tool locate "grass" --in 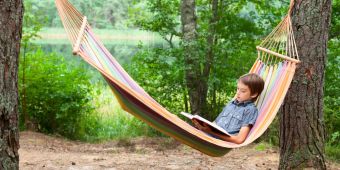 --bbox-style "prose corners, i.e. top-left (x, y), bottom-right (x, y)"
top-left (254, 142), bottom-right (277, 152)
top-left (326, 145), bottom-right (340, 162)
top-left (255, 142), bottom-right (268, 151)
top-left (78, 84), bottom-right (162, 142)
